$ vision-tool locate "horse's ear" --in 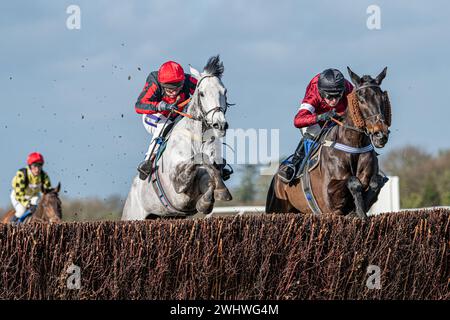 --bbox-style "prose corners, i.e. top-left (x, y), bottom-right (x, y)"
top-left (55, 182), bottom-right (61, 194)
top-left (347, 66), bottom-right (361, 86)
top-left (189, 64), bottom-right (201, 79)
top-left (375, 67), bottom-right (387, 85)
